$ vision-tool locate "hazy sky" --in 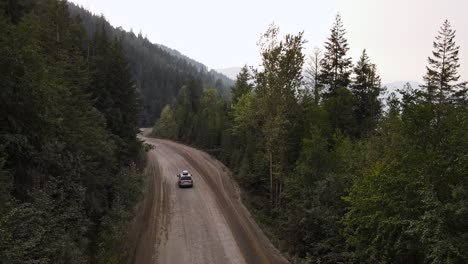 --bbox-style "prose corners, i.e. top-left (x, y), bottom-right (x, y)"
top-left (69, 0), bottom-right (467, 84)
